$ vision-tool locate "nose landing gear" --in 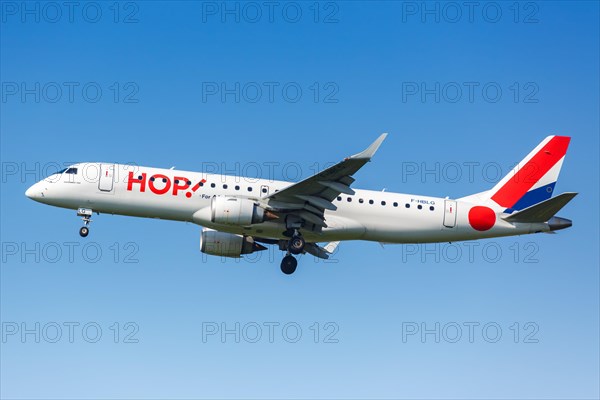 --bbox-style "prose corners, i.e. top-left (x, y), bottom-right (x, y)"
top-left (77, 208), bottom-right (93, 237)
